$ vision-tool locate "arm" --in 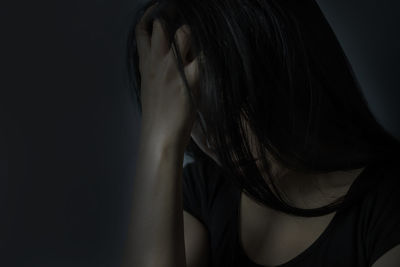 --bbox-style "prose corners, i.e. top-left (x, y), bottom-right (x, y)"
top-left (183, 210), bottom-right (210, 267)
top-left (121, 128), bottom-right (210, 267)
top-left (121, 130), bottom-right (187, 267)
top-left (121, 3), bottom-right (204, 267)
